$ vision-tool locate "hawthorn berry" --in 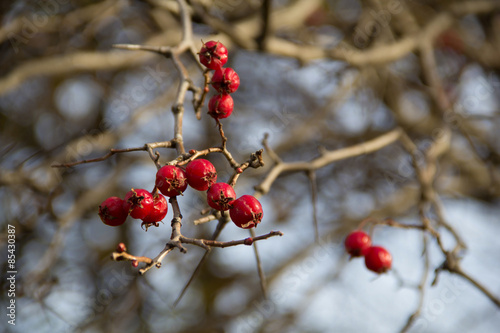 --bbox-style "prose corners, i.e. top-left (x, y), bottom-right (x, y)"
top-left (211, 67), bottom-right (240, 94)
top-left (208, 94), bottom-right (234, 119)
top-left (364, 246), bottom-right (392, 274)
top-left (199, 40), bottom-right (228, 70)
top-left (123, 189), bottom-right (154, 220)
top-left (229, 195), bottom-right (263, 229)
top-left (98, 197), bottom-right (128, 226)
top-left (207, 182), bottom-right (236, 211)
top-left (344, 230), bottom-right (372, 257)
top-left (186, 159), bottom-right (217, 191)
top-left (142, 193), bottom-right (168, 227)
top-left (156, 165), bottom-right (188, 197)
